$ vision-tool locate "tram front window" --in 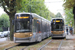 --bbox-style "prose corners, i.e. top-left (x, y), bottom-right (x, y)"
top-left (52, 24), bottom-right (63, 31)
top-left (15, 21), bottom-right (32, 32)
